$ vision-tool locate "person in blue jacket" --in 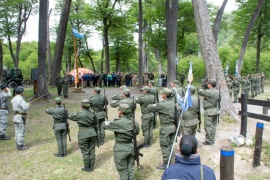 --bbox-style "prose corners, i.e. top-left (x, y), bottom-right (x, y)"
top-left (161, 135), bottom-right (216, 180)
